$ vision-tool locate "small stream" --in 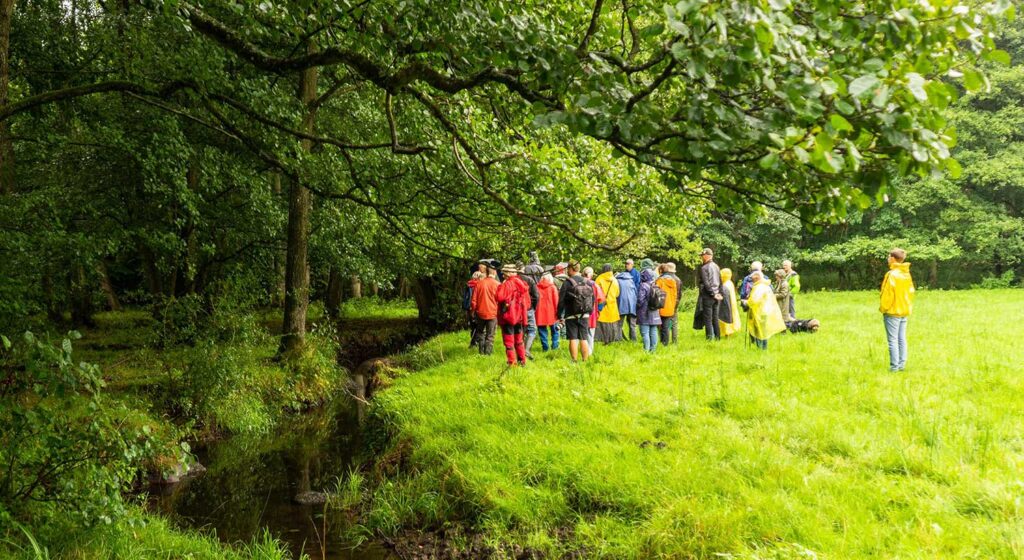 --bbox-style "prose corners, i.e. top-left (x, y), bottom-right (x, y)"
top-left (147, 318), bottom-right (428, 559)
top-left (148, 394), bottom-right (393, 559)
